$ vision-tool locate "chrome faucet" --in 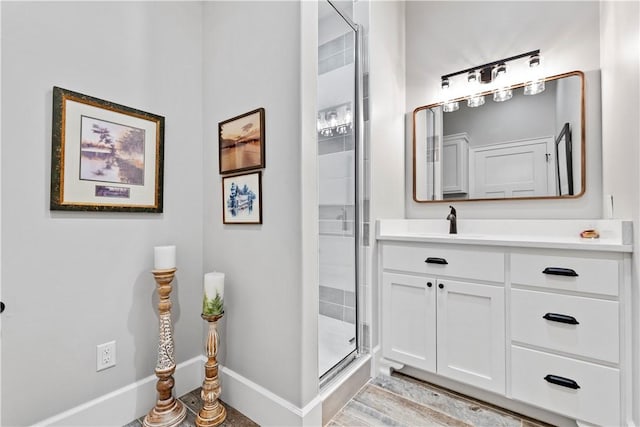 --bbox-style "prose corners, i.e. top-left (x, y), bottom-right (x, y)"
top-left (447, 205), bottom-right (457, 234)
